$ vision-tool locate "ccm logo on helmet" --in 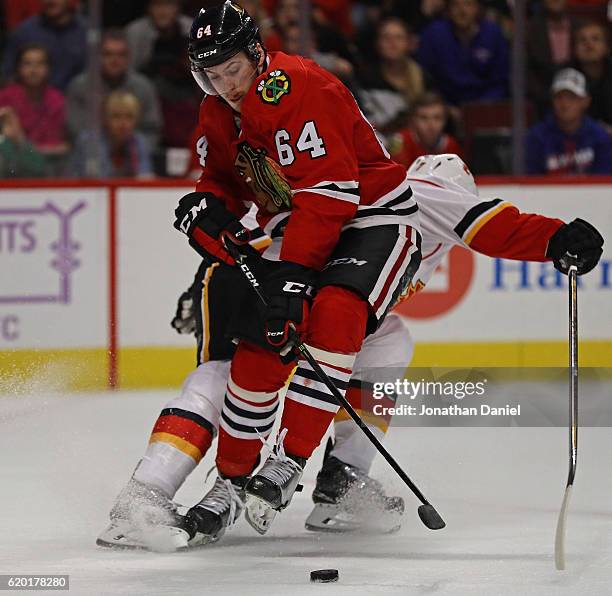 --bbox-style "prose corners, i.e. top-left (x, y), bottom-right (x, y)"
top-left (198, 49), bottom-right (218, 58)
